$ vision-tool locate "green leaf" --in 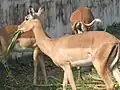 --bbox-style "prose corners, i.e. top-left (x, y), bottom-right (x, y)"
top-left (7, 30), bottom-right (24, 55)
